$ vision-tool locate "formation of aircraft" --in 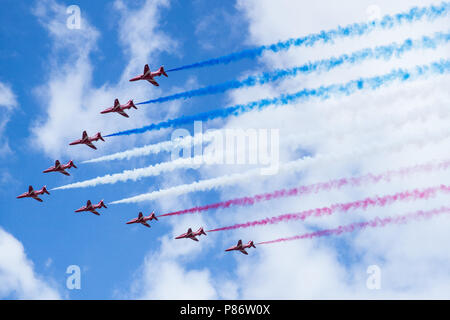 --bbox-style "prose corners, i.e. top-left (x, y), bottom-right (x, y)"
top-left (129, 64), bottom-right (168, 86)
top-left (225, 240), bottom-right (256, 255)
top-left (75, 200), bottom-right (107, 216)
top-left (101, 99), bottom-right (137, 118)
top-left (43, 160), bottom-right (77, 176)
top-left (69, 131), bottom-right (105, 150)
top-left (175, 227), bottom-right (207, 241)
top-left (126, 211), bottom-right (158, 228)
top-left (17, 185), bottom-right (50, 202)
top-left (16, 62), bottom-right (257, 256)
